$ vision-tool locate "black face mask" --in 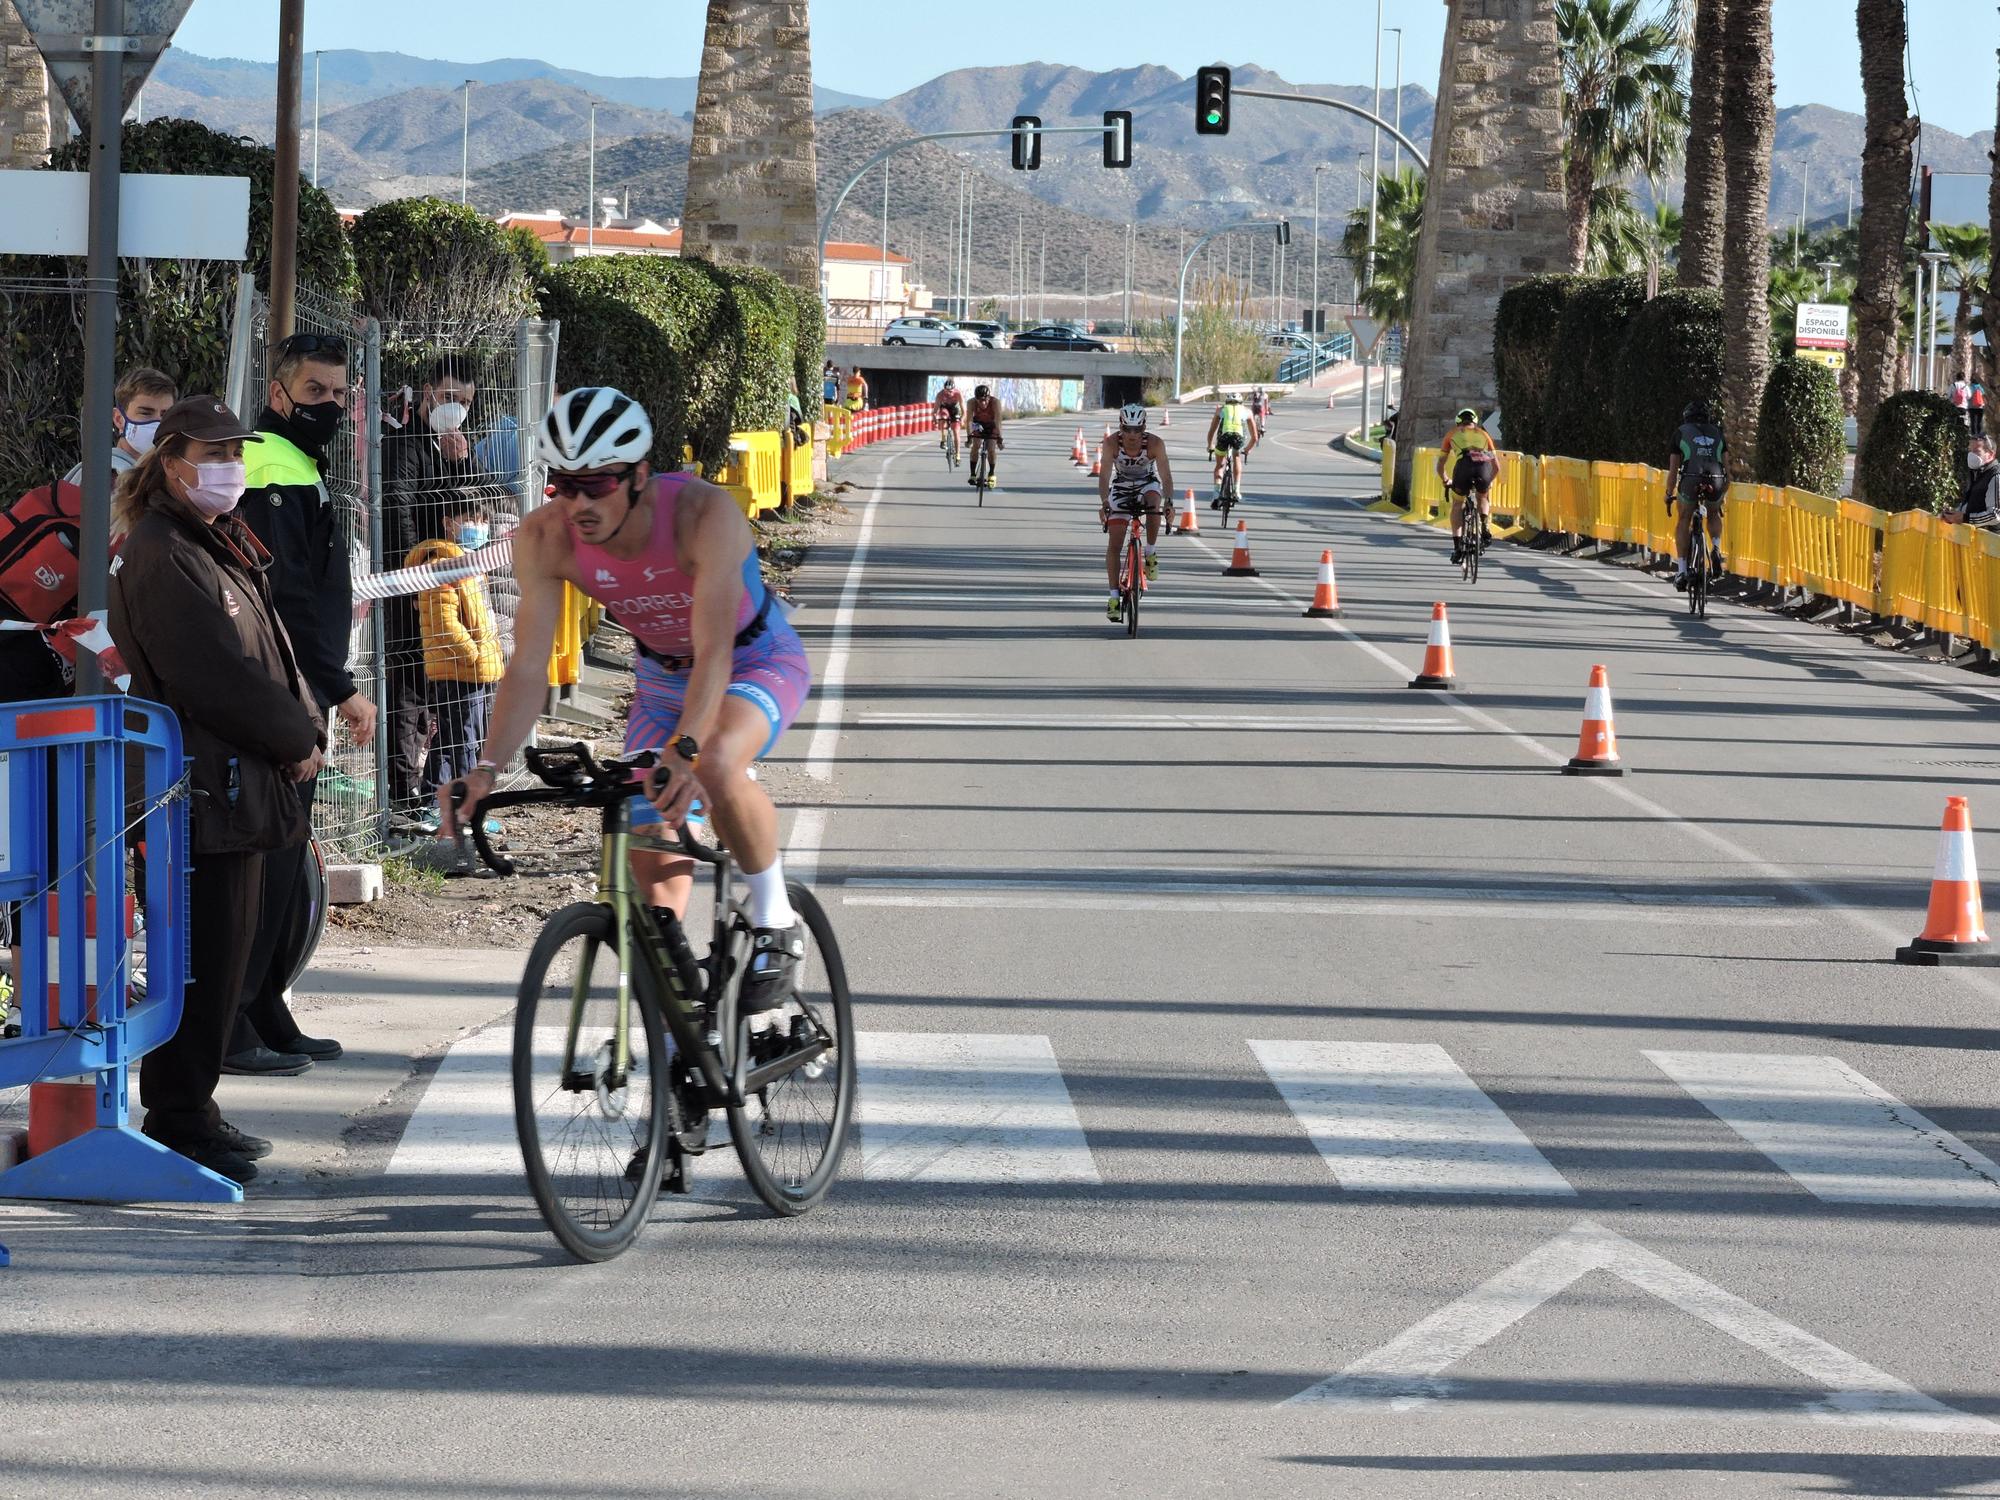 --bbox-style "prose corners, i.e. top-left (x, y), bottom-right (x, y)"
top-left (281, 386), bottom-right (346, 448)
